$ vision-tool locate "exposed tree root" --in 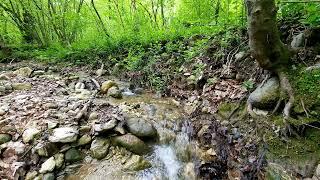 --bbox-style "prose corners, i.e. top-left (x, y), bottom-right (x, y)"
top-left (247, 71), bottom-right (296, 136)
